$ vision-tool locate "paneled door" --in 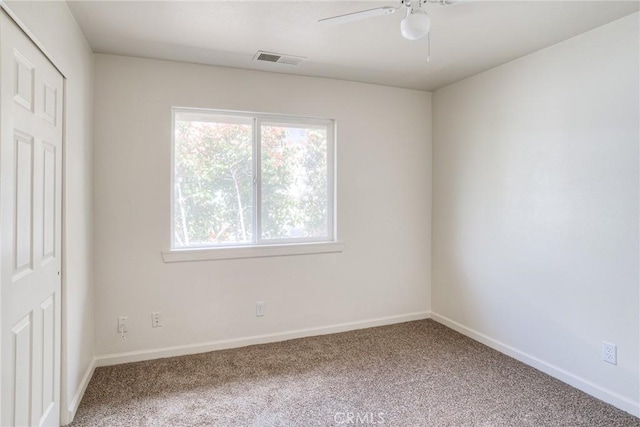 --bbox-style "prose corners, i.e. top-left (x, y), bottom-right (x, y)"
top-left (0, 10), bottom-right (63, 427)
